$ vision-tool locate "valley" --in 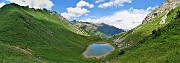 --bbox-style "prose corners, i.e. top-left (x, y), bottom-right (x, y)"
top-left (0, 0), bottom-right (180, 63)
